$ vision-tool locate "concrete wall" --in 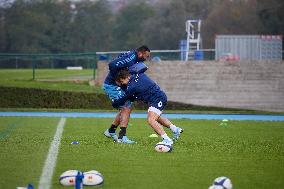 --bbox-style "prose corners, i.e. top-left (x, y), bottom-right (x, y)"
top-left (96, 60), bottom-right (284, 112)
